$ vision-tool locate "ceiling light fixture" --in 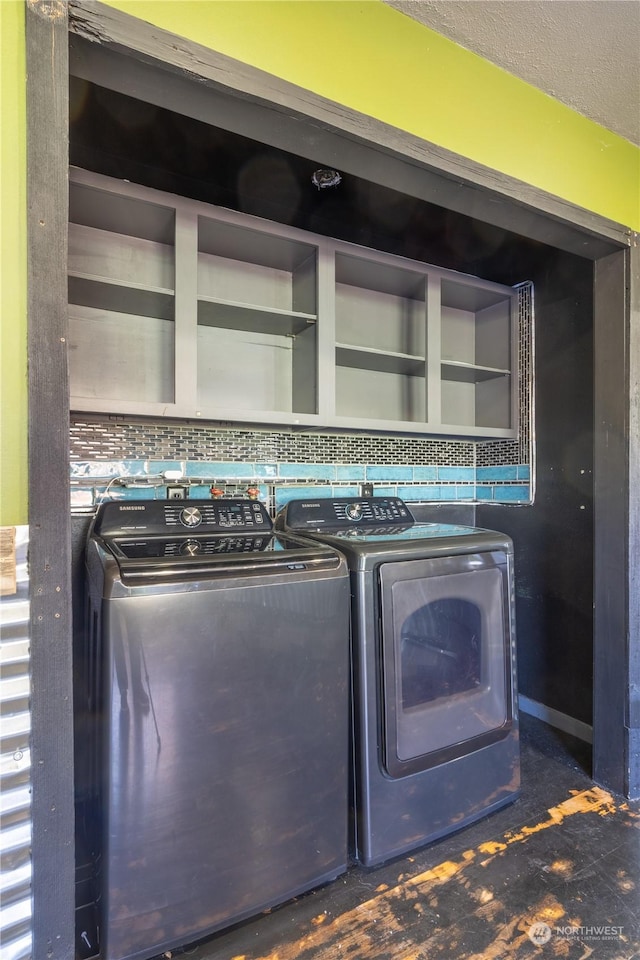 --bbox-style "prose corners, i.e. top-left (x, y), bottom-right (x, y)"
top-left (311, 168), bottom-right (342, 190)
